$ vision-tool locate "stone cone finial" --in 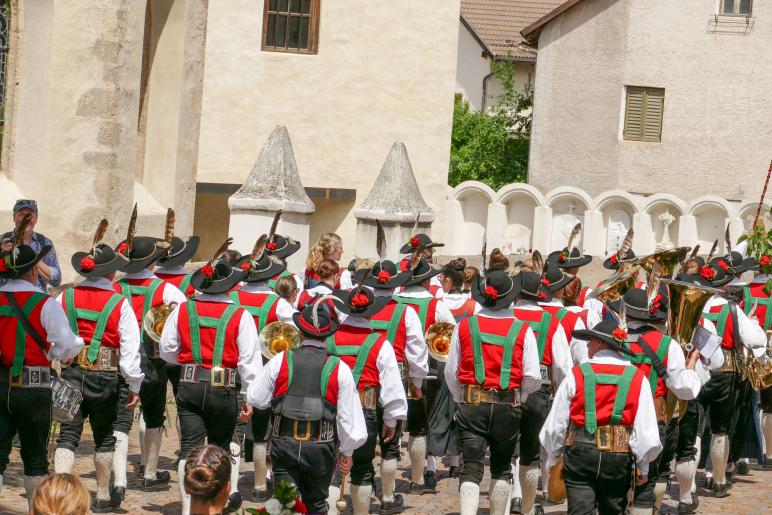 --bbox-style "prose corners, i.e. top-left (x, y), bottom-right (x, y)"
top-left (355, 142), bottom-right (434, 223)
top-left (229, 125), bottom-right (314, 213)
